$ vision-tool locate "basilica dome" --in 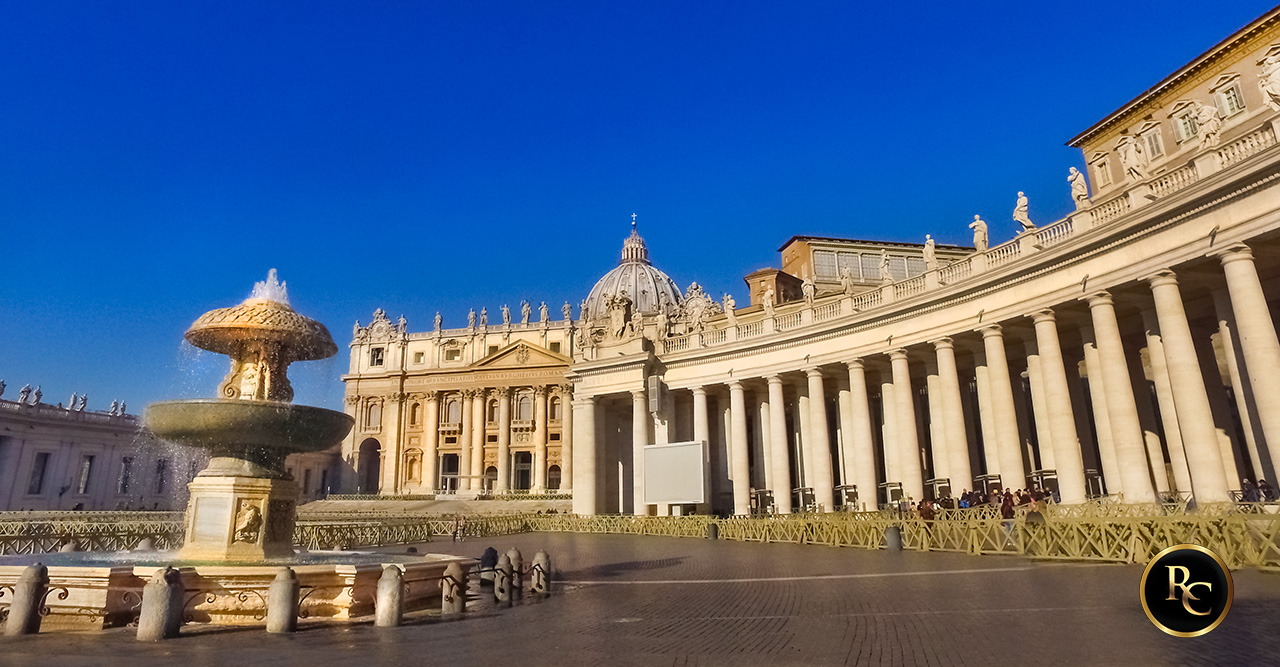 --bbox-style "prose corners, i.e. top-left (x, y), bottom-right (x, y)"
top-left (583, 224), bottom-right (682, 320)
